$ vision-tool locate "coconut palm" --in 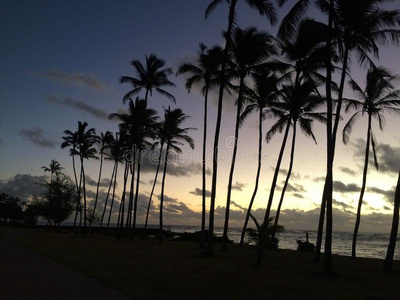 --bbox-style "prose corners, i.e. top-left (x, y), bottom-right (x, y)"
top-left (177, 43), bottom-right (223, 248)
top-left (239, 72), bottom-right (279, 246)
top-left (101, 132), bottom-right (127, 228)
top-left (384, 171), bottom-right (400, 271)
top-left (342, 66), bottom-right (400, 258)
top-left (270, 80), bottom-right (326, 237)
top-left (120, 54), bottom-right (176, 103)
top-left (221, 26), bottom-right (277, 251)
top-left (263, 18), bottom-right (329, 225)
top-left (61, 130), bottom-right (82, 226)
top-left (42, 159), bottom-right (63, 184)
top-left (89, 131), bottom-right (113, 228)
top-left (76, 121), bottom-right (99, 234)
top-left (205, 0), bottom-right (282, 256)
top-left (158, 107), bottom-right (195, 243)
